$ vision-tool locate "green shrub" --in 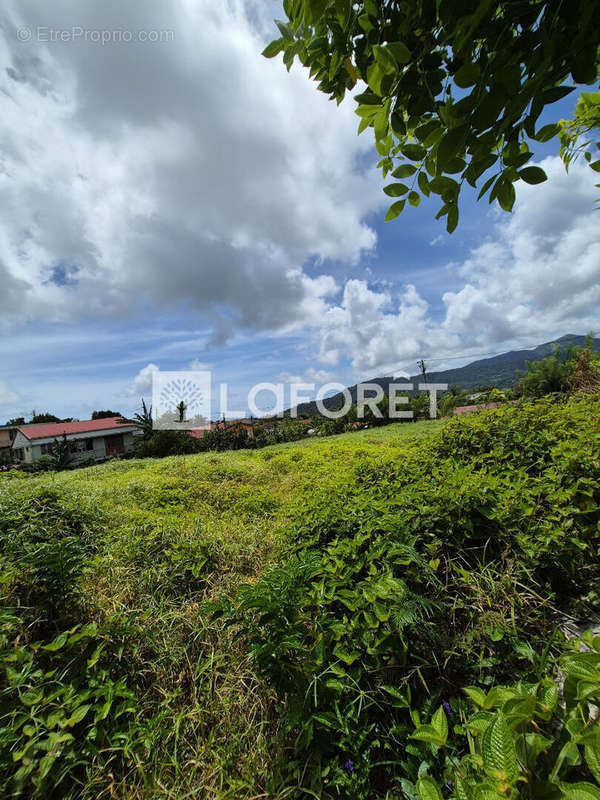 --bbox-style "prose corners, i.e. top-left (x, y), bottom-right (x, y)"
top-left (221, 396), bottom-right (600, 796)
top-left (0, 611), bottom-right (138, 799)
